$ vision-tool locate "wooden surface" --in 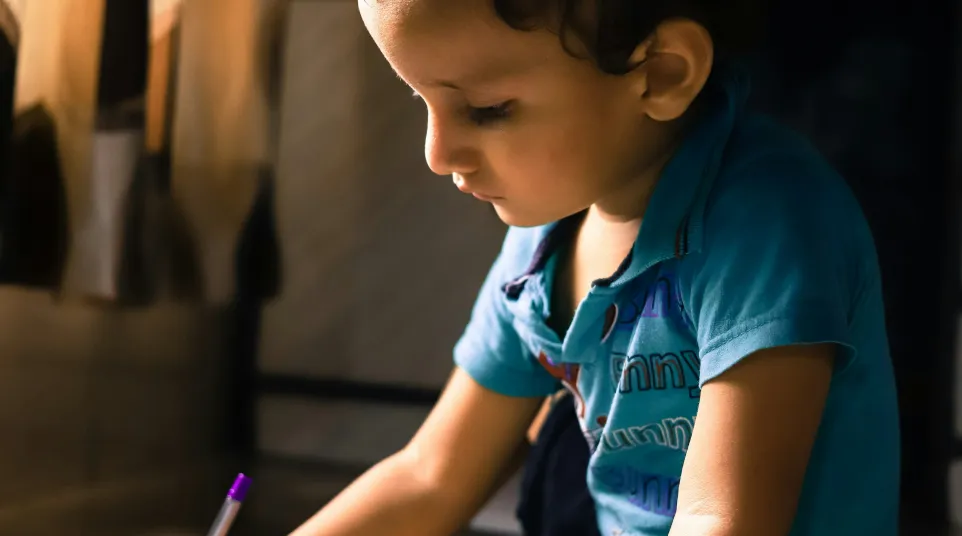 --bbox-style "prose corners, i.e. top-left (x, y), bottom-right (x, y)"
top-left (0, 456), bottom-right (951, 535)
top-left (0, 459), bottom-right (519, 535)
